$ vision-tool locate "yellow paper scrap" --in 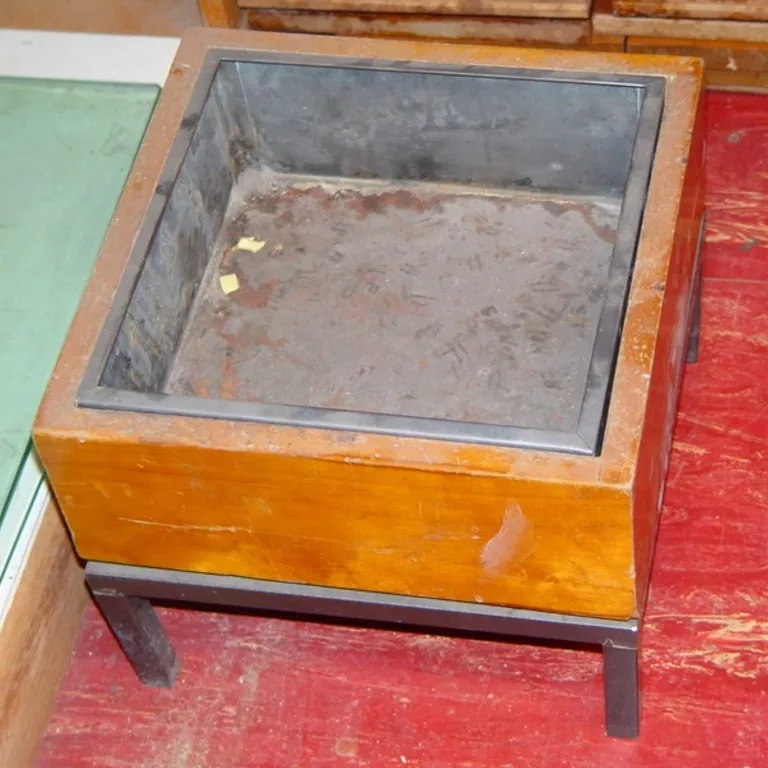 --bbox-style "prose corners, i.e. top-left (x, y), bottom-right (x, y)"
top-left (219, 273), bottom-right (239, 295)
top-left (237, 237), bottom-right (266, 254)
